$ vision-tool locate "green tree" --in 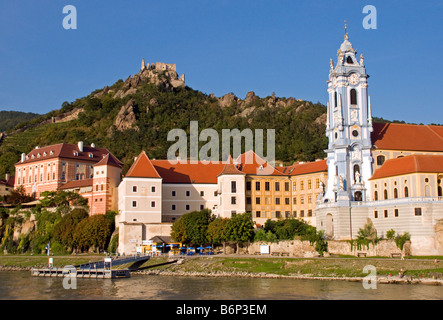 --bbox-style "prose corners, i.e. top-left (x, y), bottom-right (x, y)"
top-left (73, 214), bottom-right (113, 253)
top-left (225, 212), bottom-right (255, 254)
top-left (6, 186), bottom-right (34, 205)
top-left (170, 209), bottom-right (213, 245)
top-left (39, 190), bottom-right (88, 208)
top-left (254, 229), bottom-right (278, 242)
top-left (53, 208), bottom-right (89, 250)
top-left (207, 217), bottom-right (229, 253)
top-left (170, 214), bottom-right (187, 243)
